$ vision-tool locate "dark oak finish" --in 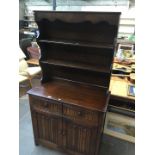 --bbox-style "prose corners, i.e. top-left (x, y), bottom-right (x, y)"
top-left (36, 11), bottom-right (120, 88)
top-left (28, 11), bottom-right (120, 155)
top-left (28, 79), bottom-right (109, 112)
top-left (29, 93), bottom-right (108, 155)
top-left (63, 119), bottom-right (98, 155)
top-left (35, 11), bottom-right (120, 45)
